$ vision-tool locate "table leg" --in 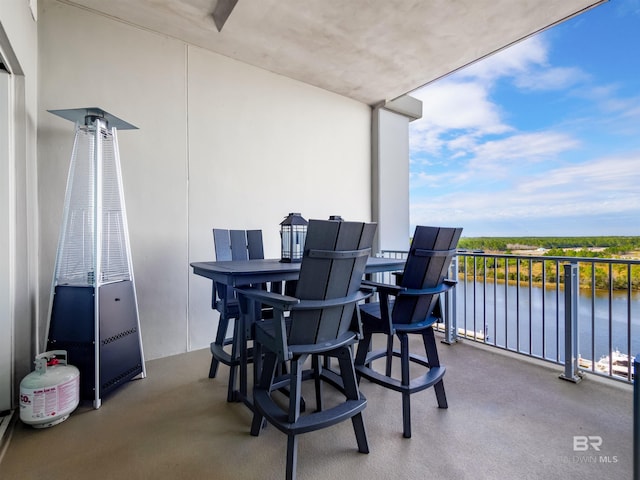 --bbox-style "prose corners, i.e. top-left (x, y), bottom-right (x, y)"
top-left (236, 296), bottom-right (259, 410)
